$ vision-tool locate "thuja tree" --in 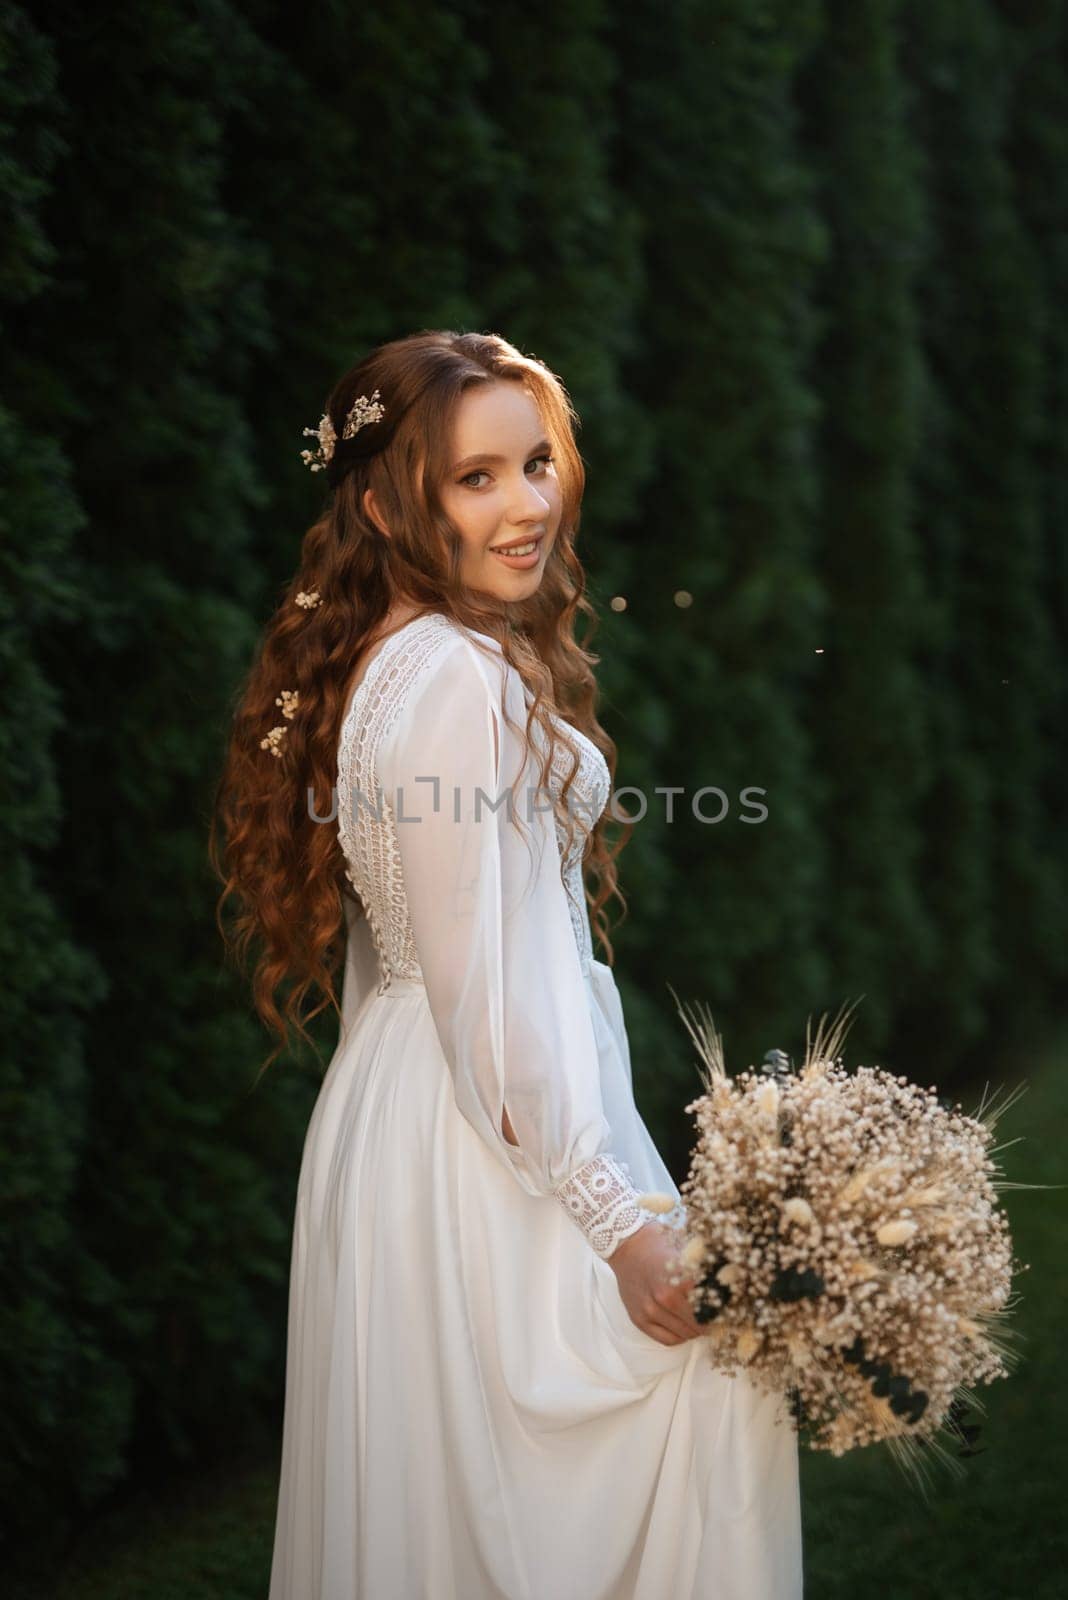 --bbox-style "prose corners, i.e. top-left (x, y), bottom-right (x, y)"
top-left (607, 0), bottom-right (829, 1169)
top-left (894, 0), bottom-right (1061, 1072)
top-left (0, 2), bottom-right (118, 1555)
top-left (2, 0), bottom-right (292, 1562)
top-left (795, 0), bottom-right (934, 1053)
